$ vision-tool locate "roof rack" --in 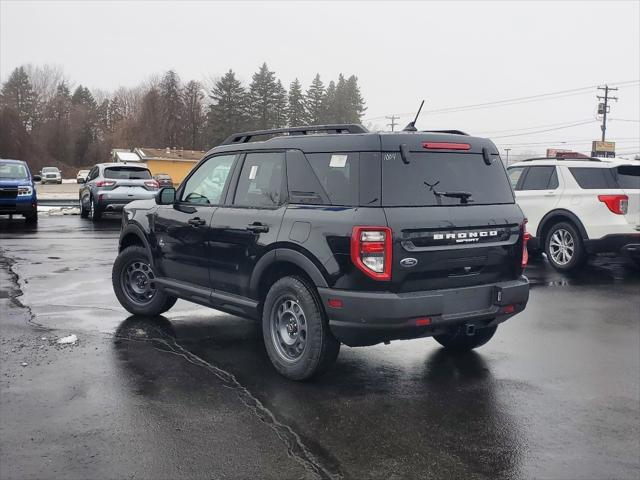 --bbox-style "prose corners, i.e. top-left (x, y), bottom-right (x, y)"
top-left (522, 156), bottom-right (601, 162)
top-left (221, 124), bottom-right (369, 145)
top-left (421, 129), bottom-right (470, 136)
